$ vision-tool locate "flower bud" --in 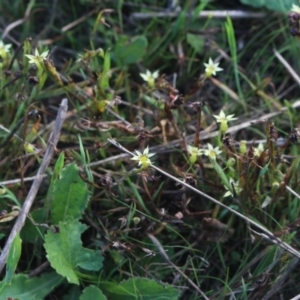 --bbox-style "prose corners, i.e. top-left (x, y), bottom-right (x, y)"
top-left (240, 140), bottom-right (247, 154)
